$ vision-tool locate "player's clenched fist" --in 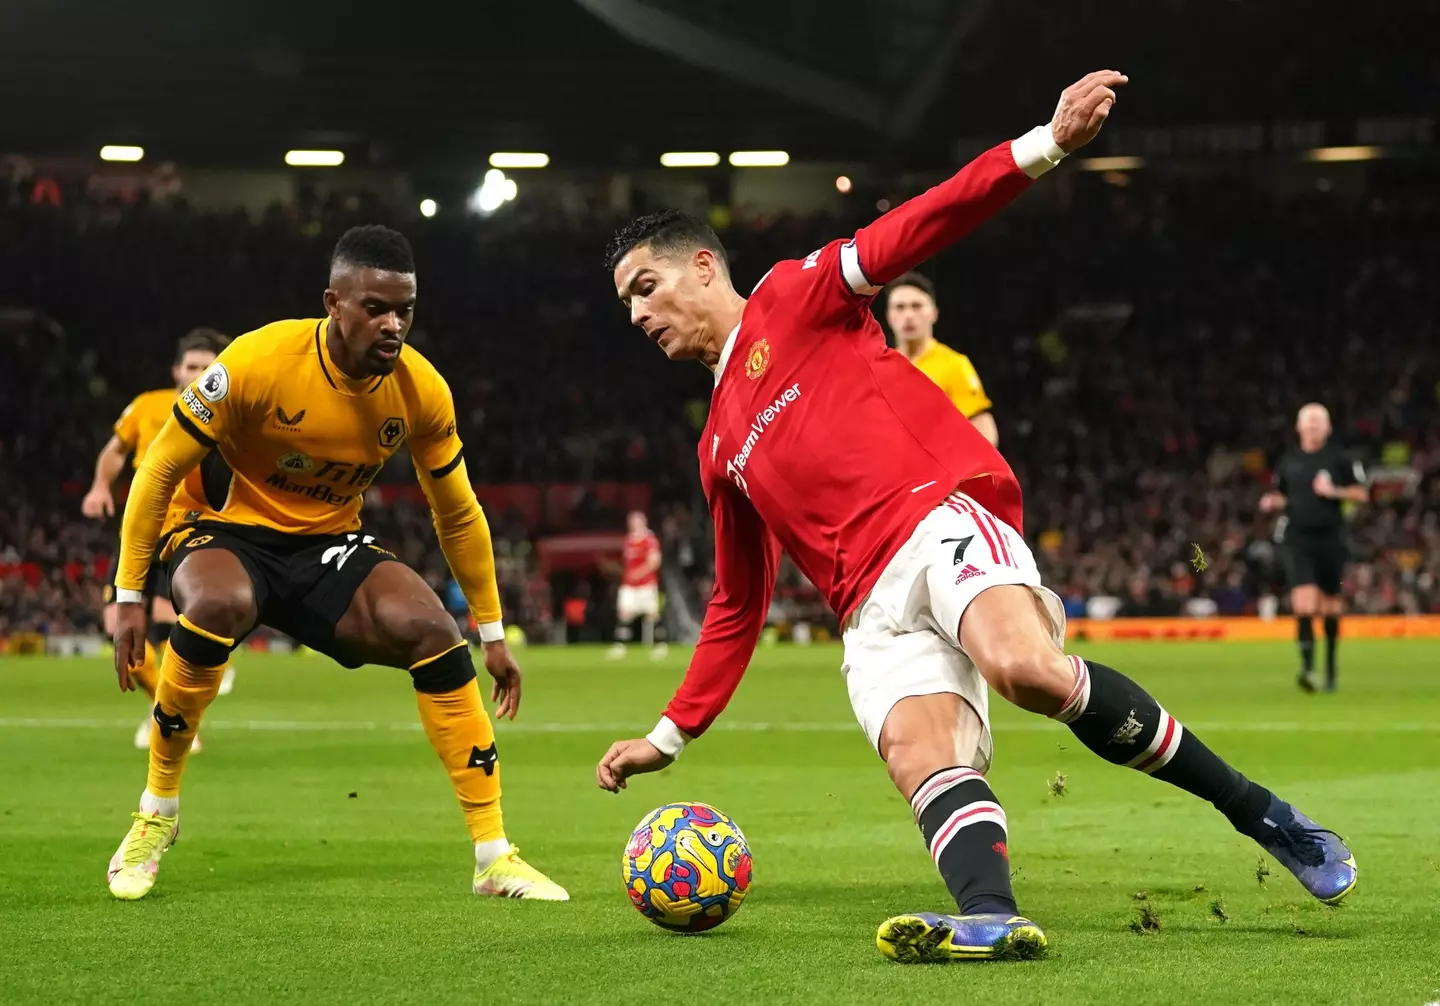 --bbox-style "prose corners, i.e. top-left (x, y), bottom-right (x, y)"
top-left (1050, 70), bottom-right (1129, 153)
top-left (596, 738), bottom-right (674, 792)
